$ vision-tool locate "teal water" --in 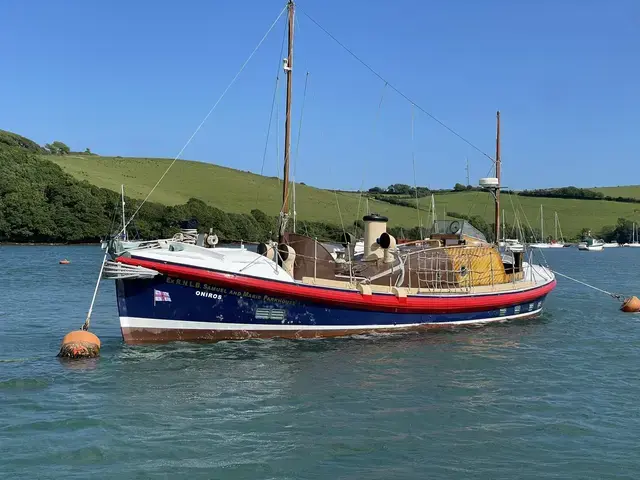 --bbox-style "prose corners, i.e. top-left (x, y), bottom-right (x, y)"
top-left (1, 245), bottom-right (640, 479)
